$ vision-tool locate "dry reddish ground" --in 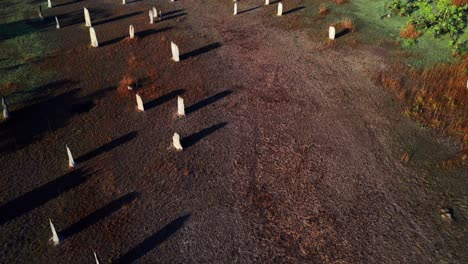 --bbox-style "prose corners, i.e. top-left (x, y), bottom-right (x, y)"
top-left (0, 0), bottom-right (467, 263)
